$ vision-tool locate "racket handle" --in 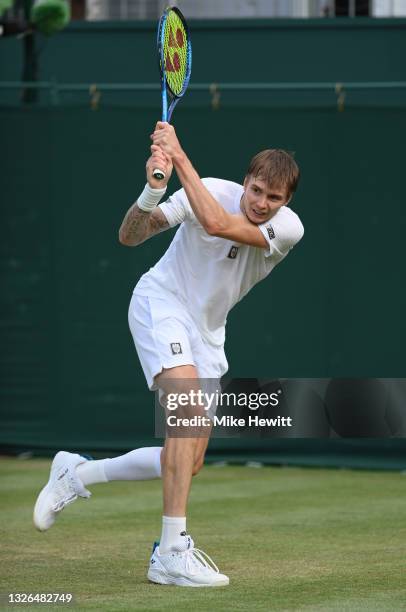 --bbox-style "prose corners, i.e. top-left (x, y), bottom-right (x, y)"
top-left (152, 168), bottom-right (166, 181)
